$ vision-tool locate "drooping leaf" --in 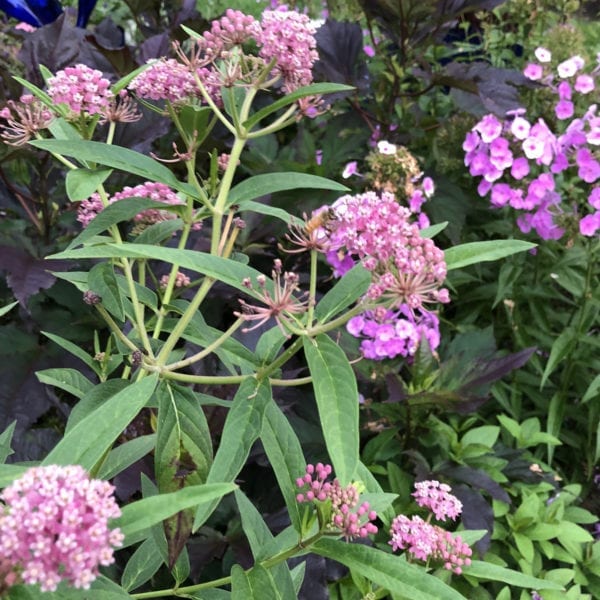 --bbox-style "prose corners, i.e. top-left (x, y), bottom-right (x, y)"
top-left (121, 537), bottom-right (163, 592)
top-left (36, 368), bottom-right (94, 399)
top-left (97, 434), bottom-right (157, 480)
top-left (65, 168), bottom-right (113, 202)
top-left (303, 335), bottom-right (358, 485)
